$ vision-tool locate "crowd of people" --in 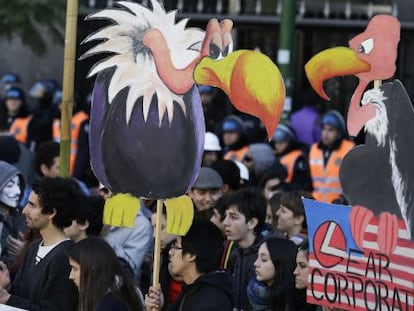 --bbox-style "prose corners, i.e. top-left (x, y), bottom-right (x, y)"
top-left (0, 73), bottom-right (356, 310)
